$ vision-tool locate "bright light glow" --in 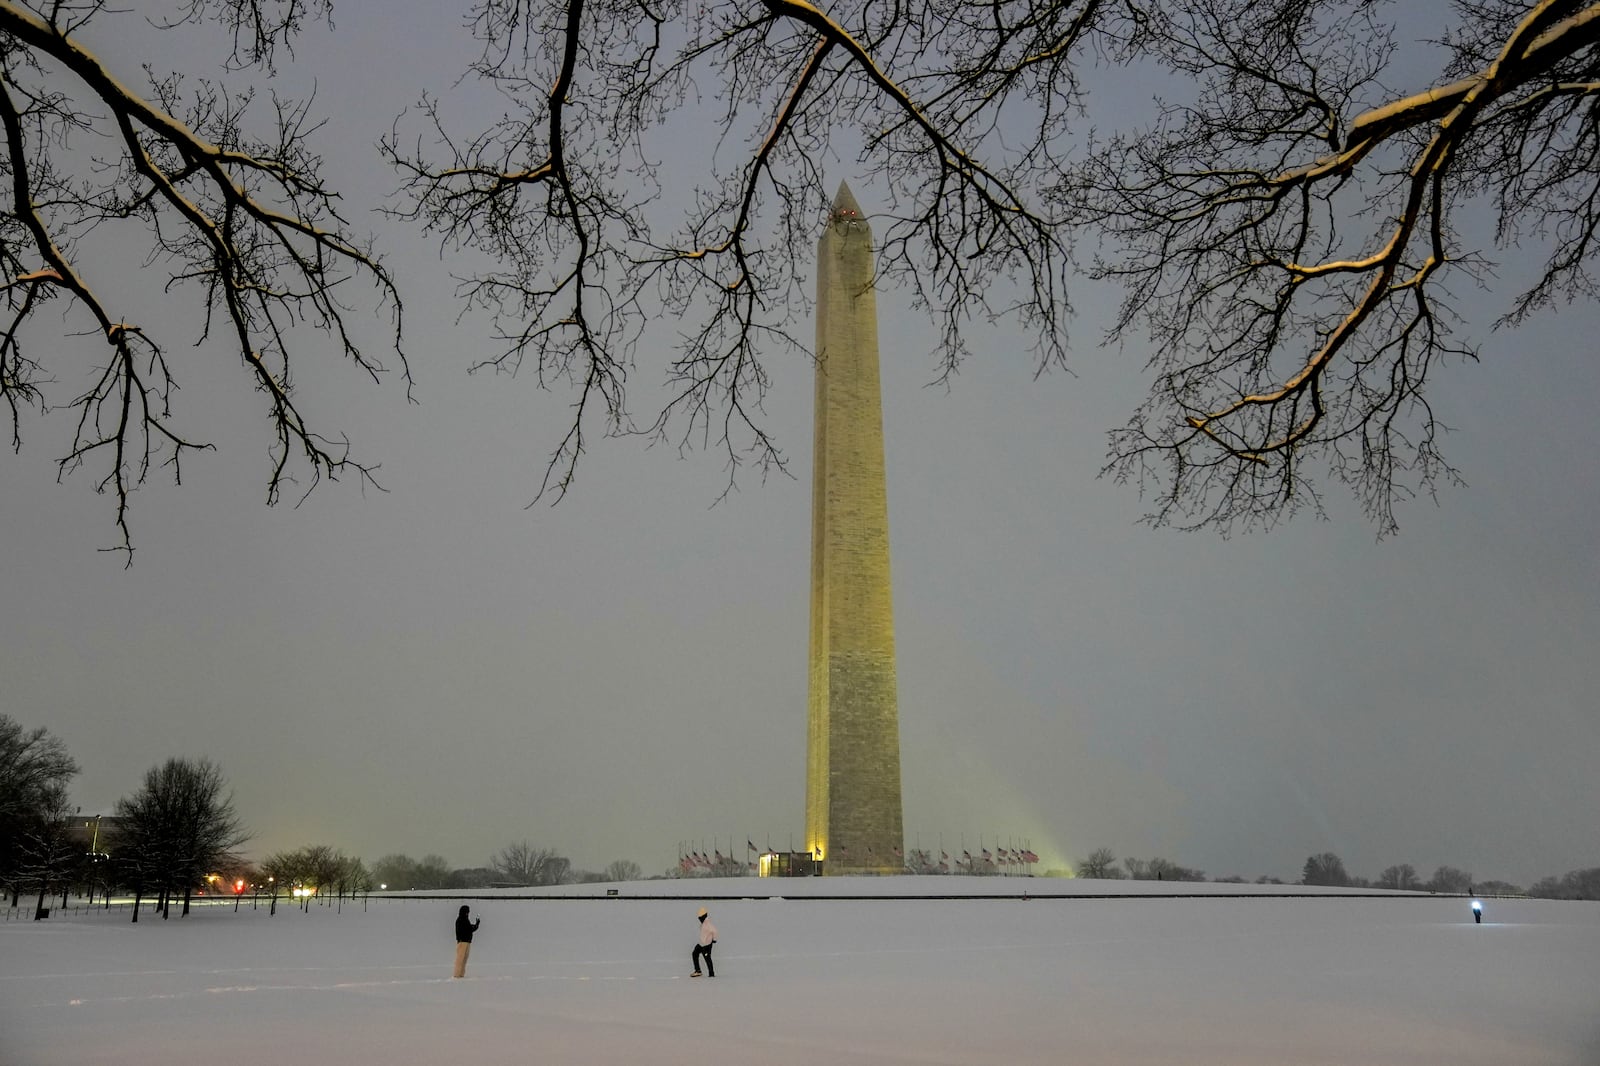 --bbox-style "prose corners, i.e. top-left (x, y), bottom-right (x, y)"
top-left (1471, 900), bottom-right (1483, 912)
top-left (292, 886), bottom-right (318, 898)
